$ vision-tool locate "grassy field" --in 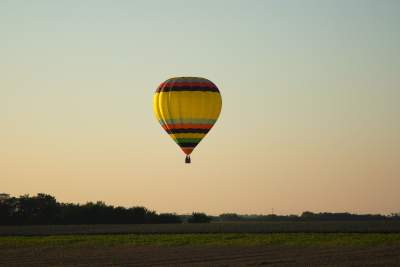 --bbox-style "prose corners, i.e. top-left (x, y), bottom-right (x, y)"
top-left (2, 233), bottom-right (400, 266)
top-left (2, 222), bottom-right (400, 265)
top-left (1, 233), bottom-right (400, 248)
